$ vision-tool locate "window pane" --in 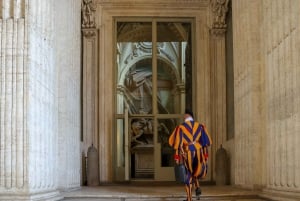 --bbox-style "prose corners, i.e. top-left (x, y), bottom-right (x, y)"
top-left (157, 118), bottom-right (182, 167)
top-left (116, 119), bottom-right (125, 167)
top-left (130, 118), bottom-right (154, 178)
top-left (156, 22), bottom-right (192, 114)
top-left (116, 22), bottom-right (153, 115)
